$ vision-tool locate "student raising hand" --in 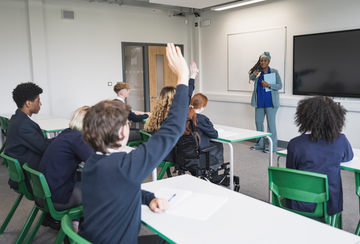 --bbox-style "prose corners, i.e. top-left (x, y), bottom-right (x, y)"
top-left (190, 61), bottom-right (199, 79)
top-left (166, 43), bottom-right (189, 86)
